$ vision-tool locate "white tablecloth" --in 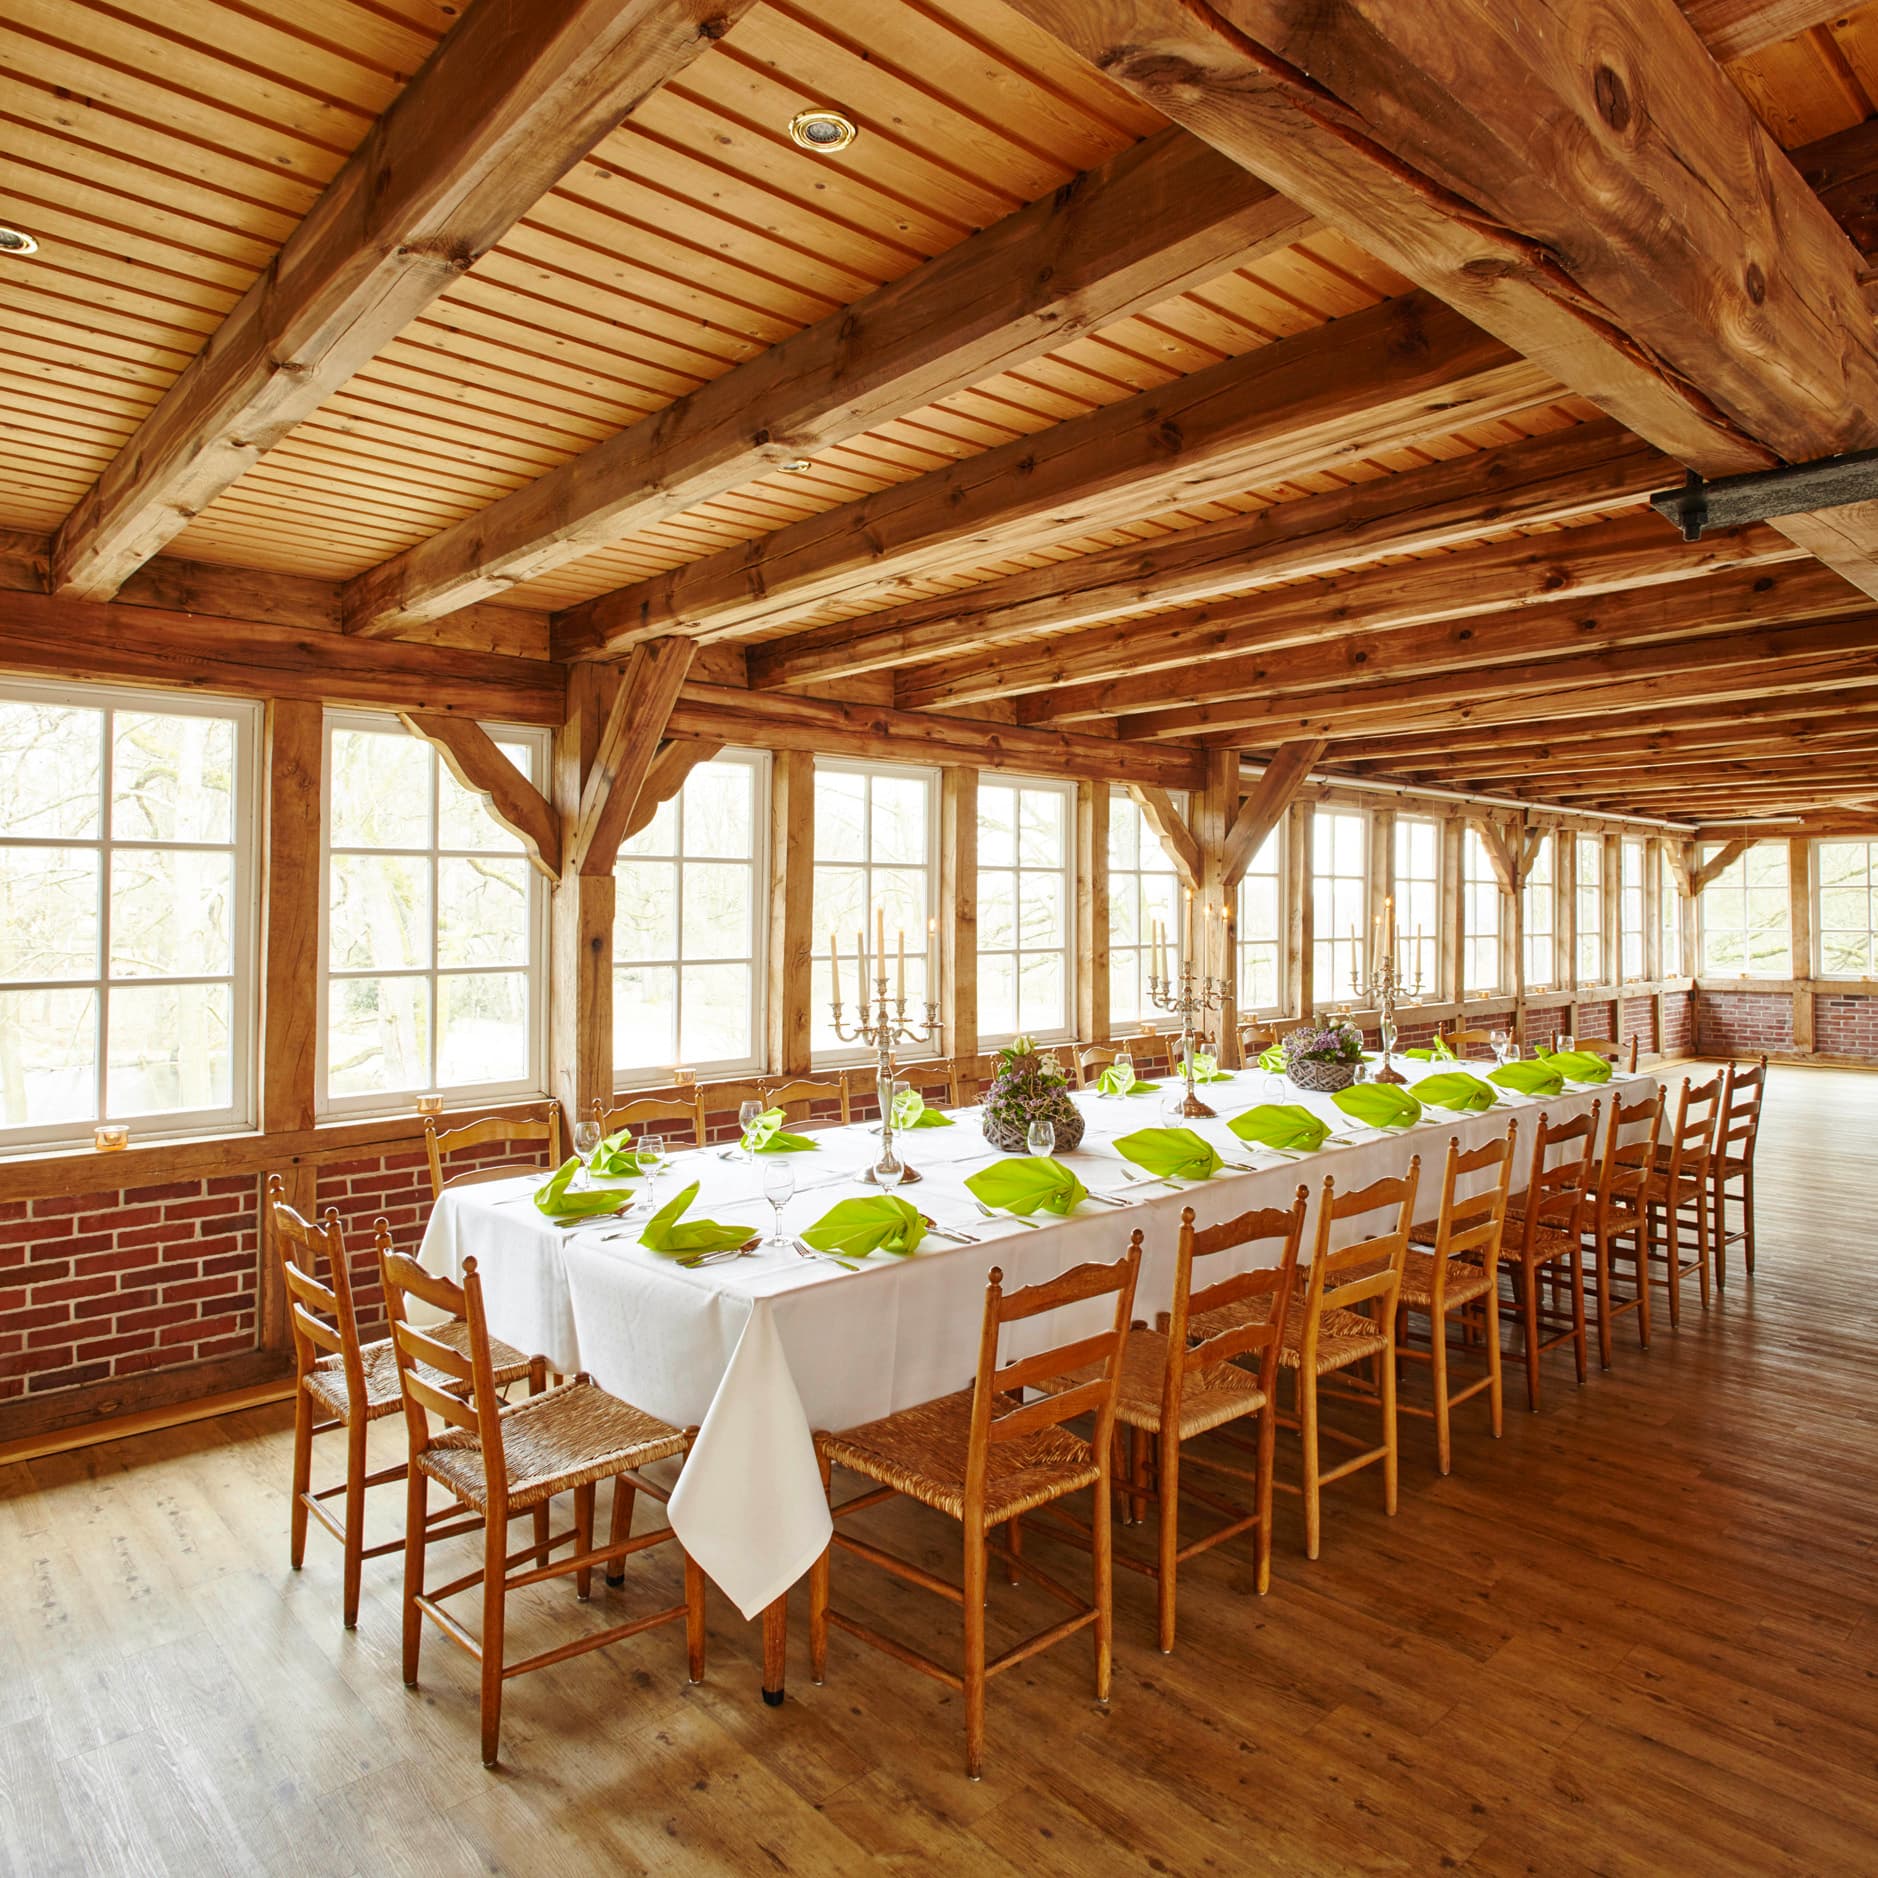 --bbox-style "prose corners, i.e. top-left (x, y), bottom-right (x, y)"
top-left (419, 1058), bottom-right (1660, 1617)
